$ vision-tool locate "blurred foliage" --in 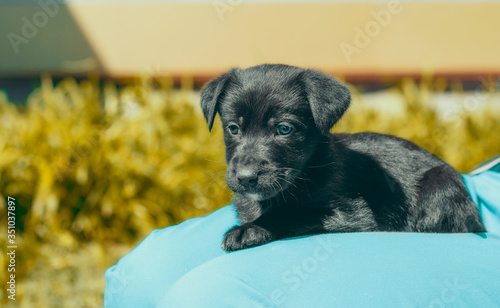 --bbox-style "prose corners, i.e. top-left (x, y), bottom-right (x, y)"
top-left (0, 74), bottom-right (230, 306)
top-left (0, 73), bottom-right (498, 306)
